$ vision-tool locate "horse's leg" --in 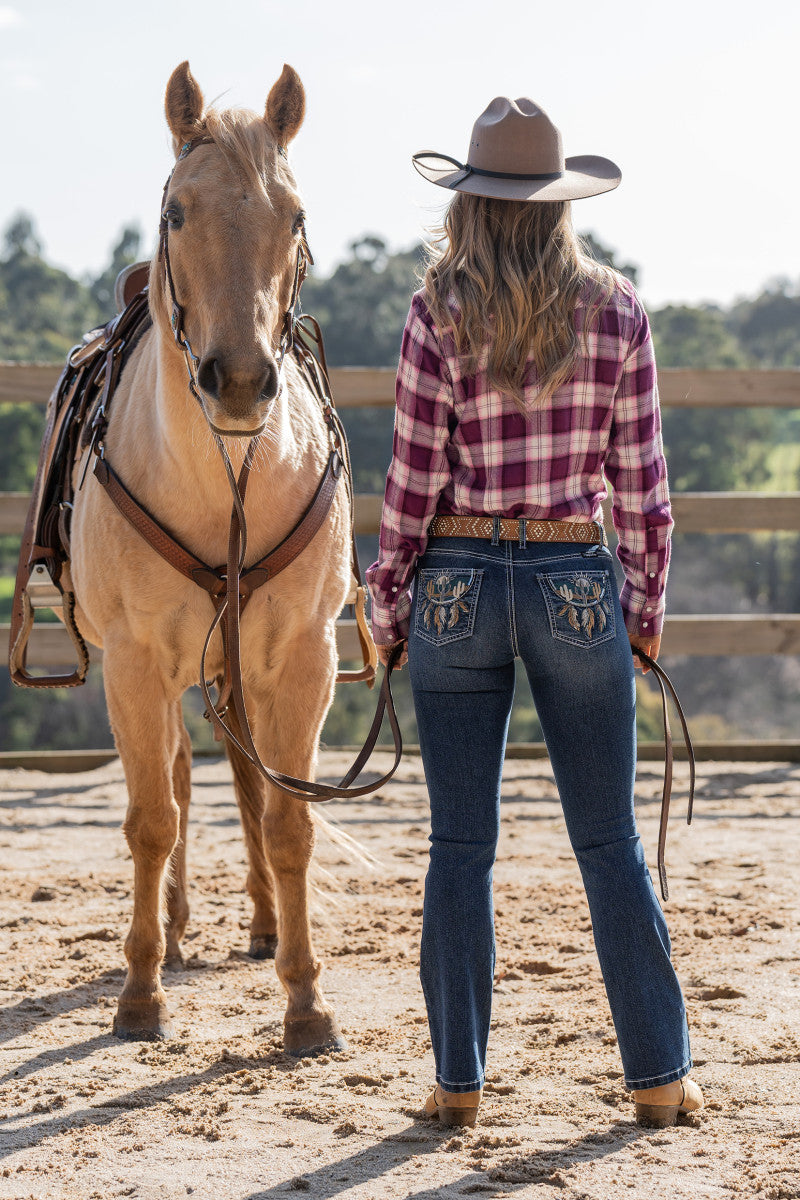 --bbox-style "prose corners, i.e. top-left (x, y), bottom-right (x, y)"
top-left (164, 705), bottom-right (191, 966)
top-left (256, 643), bottom-right (345, 1056)
top-left (105, 647), bottom-right (180, 1039)
top-left (225, 713), bottom-right (278, 960)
